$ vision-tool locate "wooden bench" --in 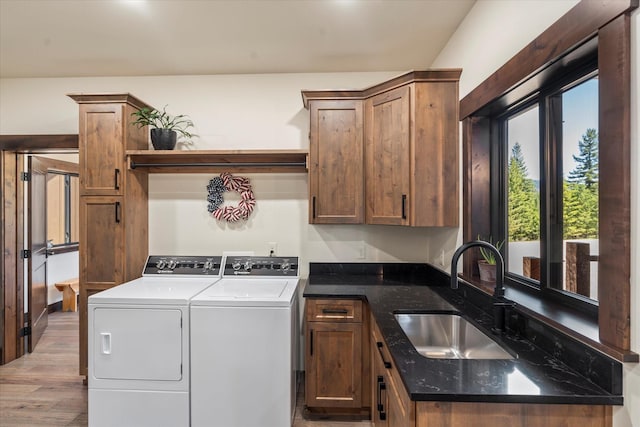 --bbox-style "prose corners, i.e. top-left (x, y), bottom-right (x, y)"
top-left (54, 278), bottom-right (79, 312)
